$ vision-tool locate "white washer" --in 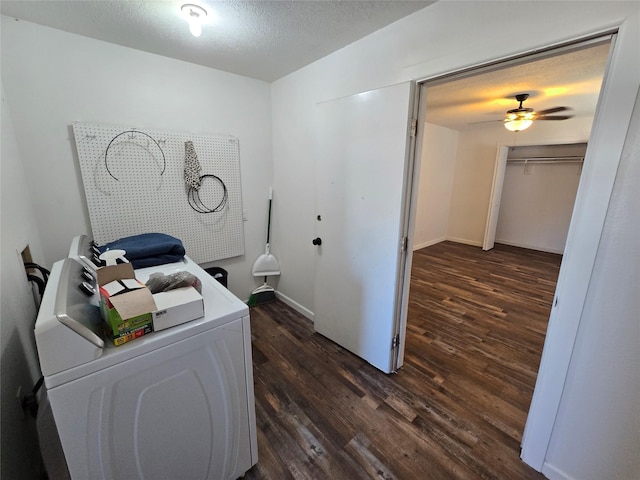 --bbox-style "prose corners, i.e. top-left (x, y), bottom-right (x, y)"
top-left (35, 247), bottom-right (258, 480)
